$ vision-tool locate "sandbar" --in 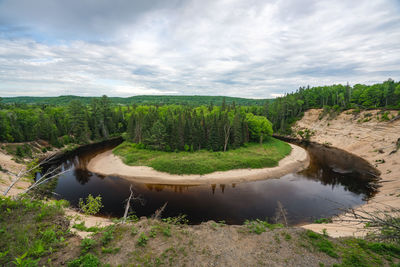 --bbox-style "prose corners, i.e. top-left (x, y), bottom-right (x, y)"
top-left (86, 144), bottom-right (310, 185)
